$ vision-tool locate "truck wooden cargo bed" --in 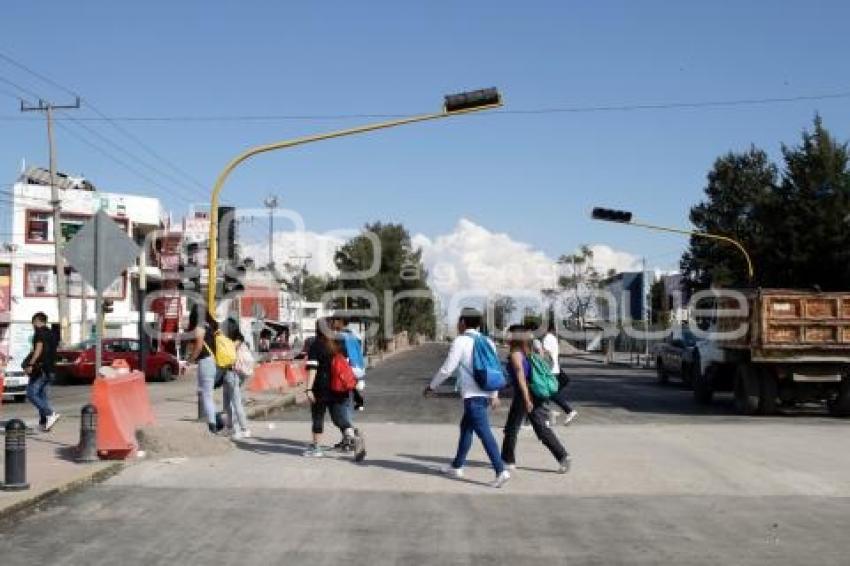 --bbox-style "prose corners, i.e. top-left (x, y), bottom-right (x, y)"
top-left (718, 289), bottom-right (850, 361)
